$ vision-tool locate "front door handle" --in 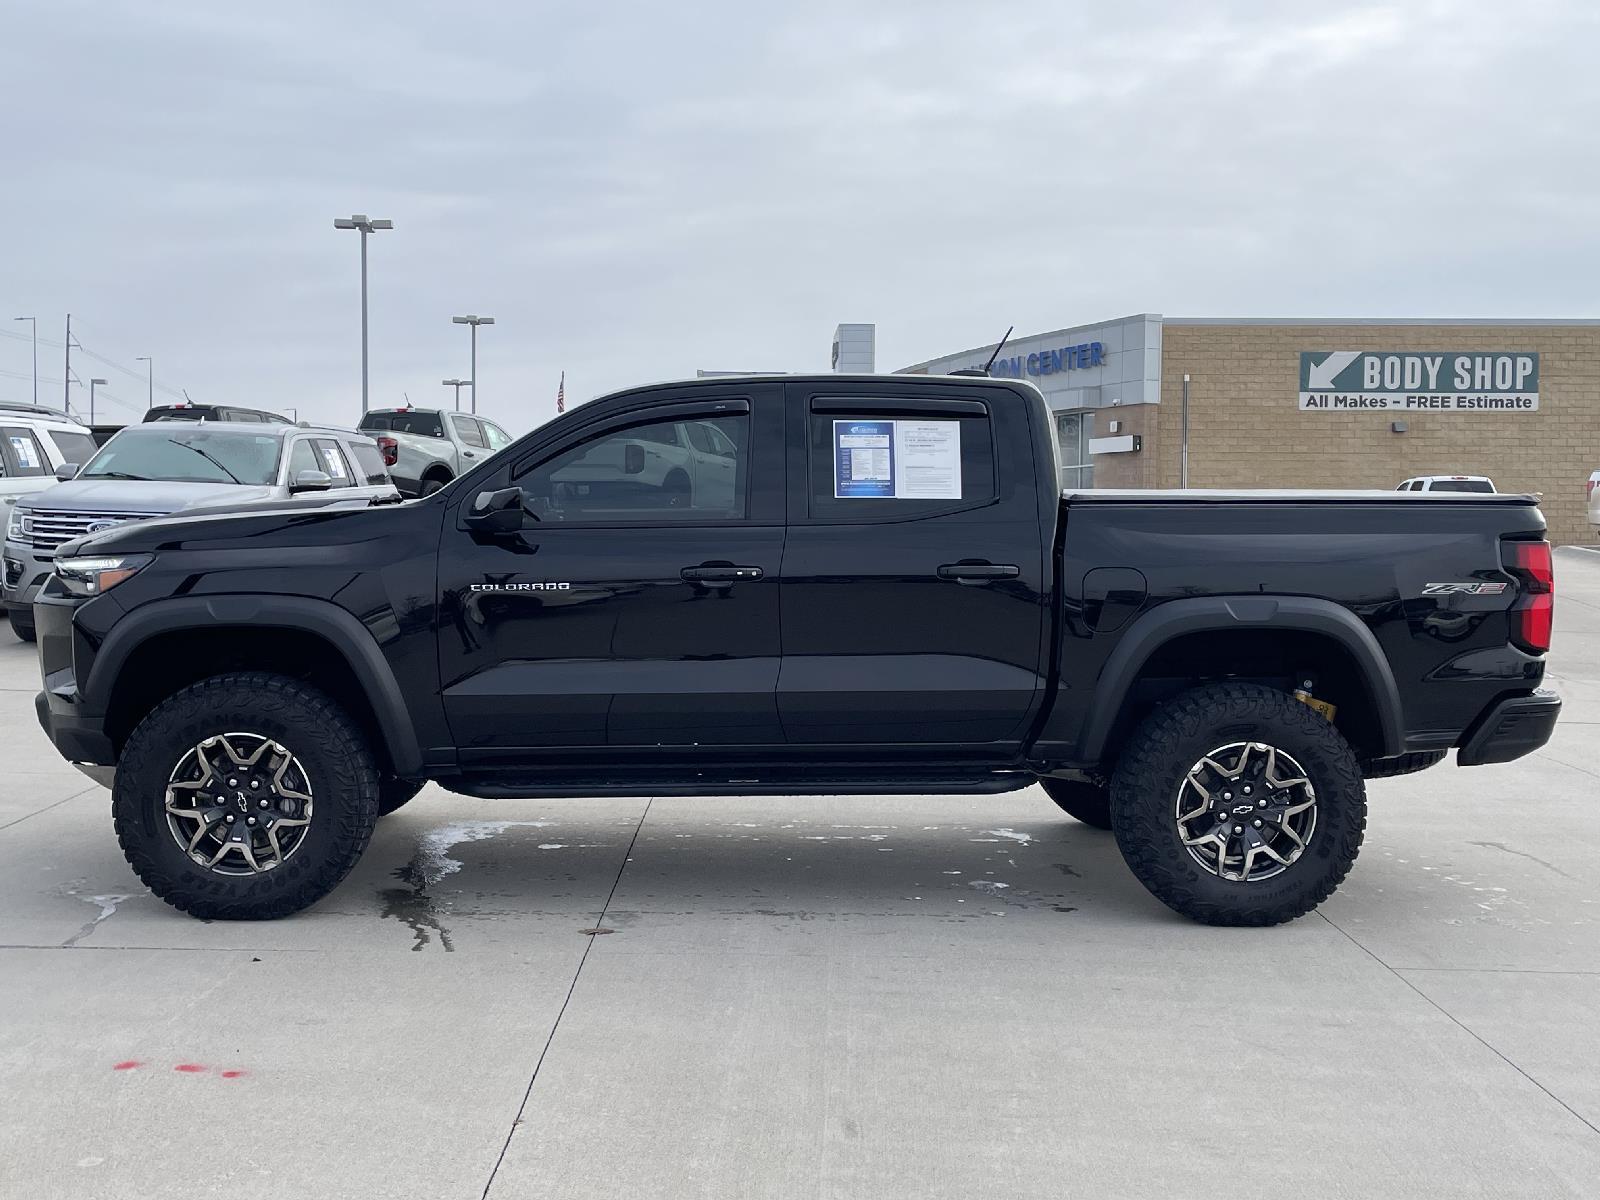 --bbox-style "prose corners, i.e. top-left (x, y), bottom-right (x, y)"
top-left (937, 562), bottom-right (1020, 585)
top-left (681, 564), bottom-right (764, 584)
